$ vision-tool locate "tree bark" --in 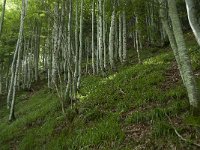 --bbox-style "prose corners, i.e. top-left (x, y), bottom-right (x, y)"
top-left (9, 0), bottom-right (26, 121)
top-left (73, 0), bottom-right (79, 98)
top-left (52, 3), bottom-right (59, 85)
top-left (185, 0), bottom-right (200, 46)
top-left (109, 5), bottom-right (116, 69)
top-left (98, 0), bottom-right (104, 75)
top-left (92, 0), bottom-right (95, 74)
top-left (77, 0), bottom-right (83, 89)
top-left (168, 0), bottom-right (200, 111)
top-left (158, 0), bottom-right (184, 83)
top-left (103, 0), bottom-right (107, 70)
top-left (0, 63), bottom-right (2, 94)
top-left (119, 13), bottom-right (123, 63)
top-left (0, 0), bottom-right (6, 36)
top-left (122, 10), bottom-right (127, 63)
